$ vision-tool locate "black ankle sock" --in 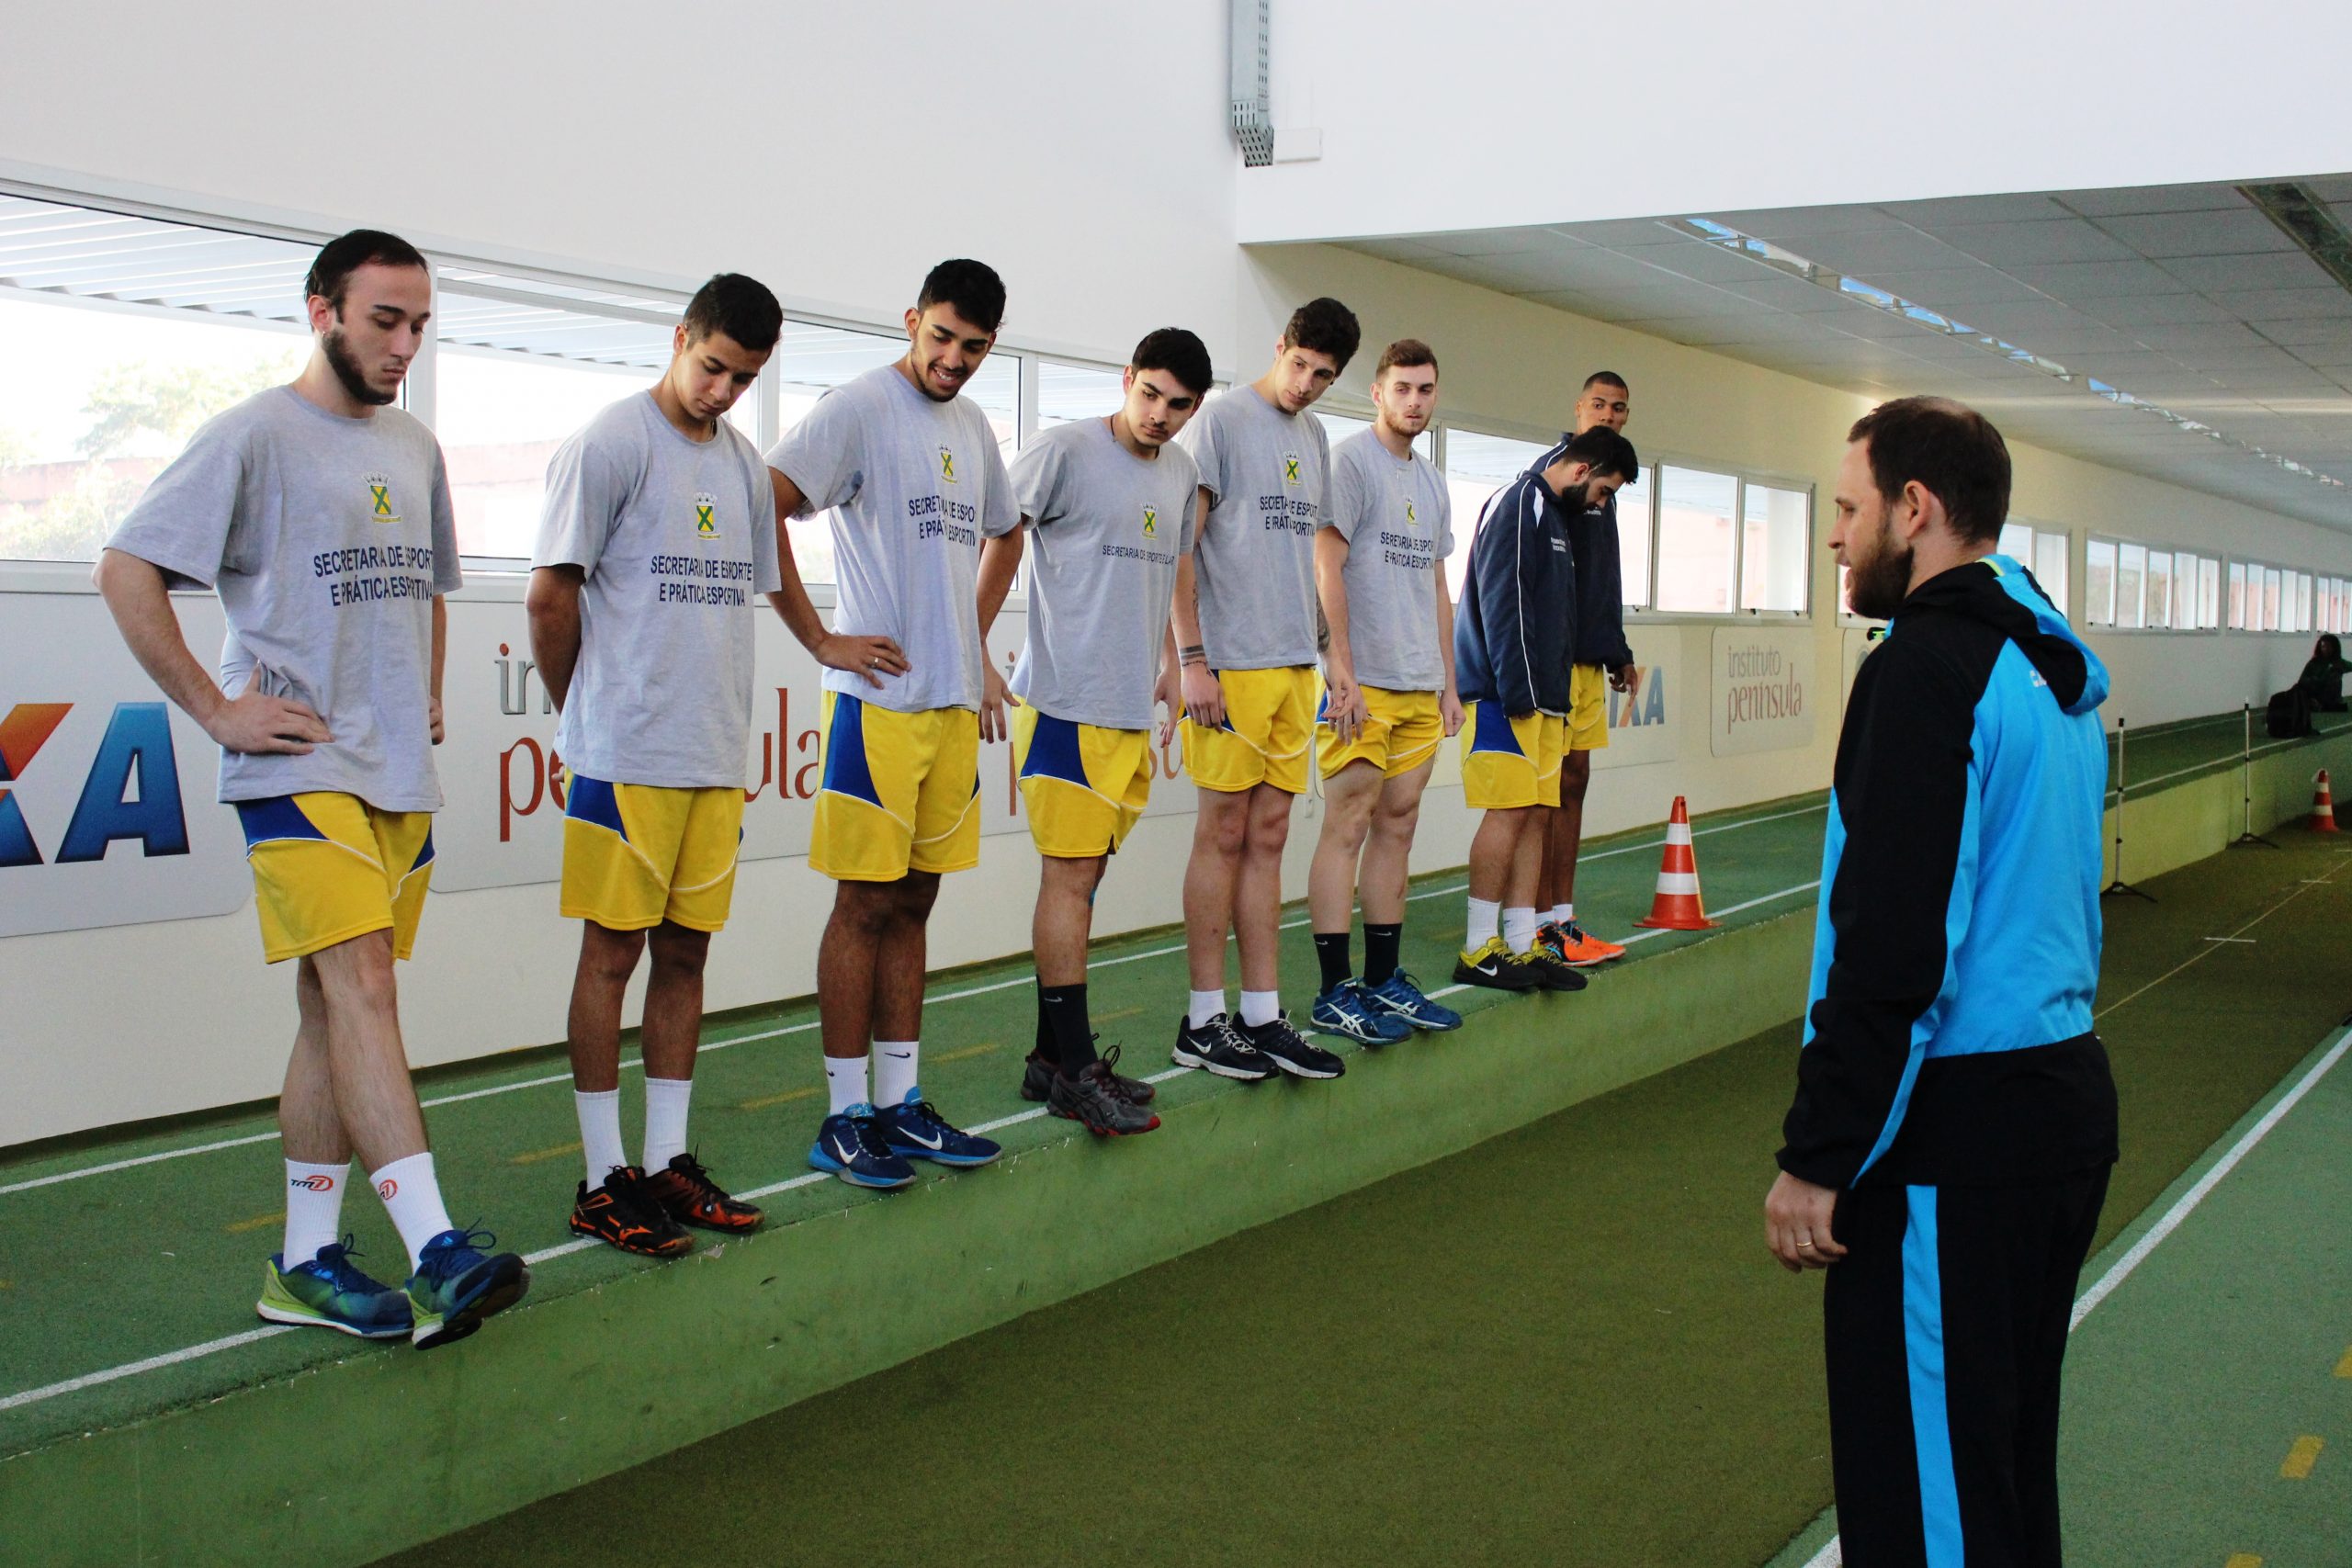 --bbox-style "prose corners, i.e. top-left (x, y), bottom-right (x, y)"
top-left (1039, 983), bottom-right (1096, 1073)
top-left (1033, 986), bottom-right (1057, 1064)
top-left (1363, 923), bottom-right (1402, 987)
top-left (1312, 931), bottom-right (1352, 993)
